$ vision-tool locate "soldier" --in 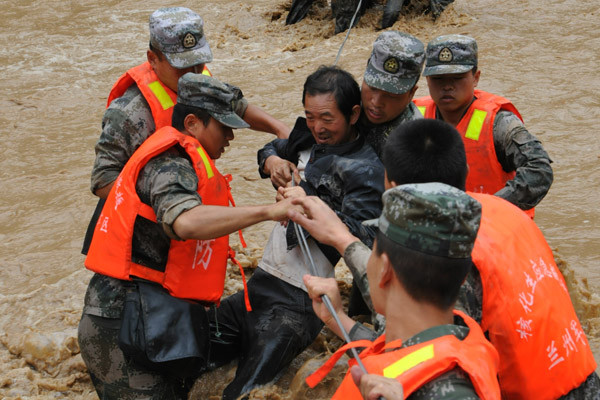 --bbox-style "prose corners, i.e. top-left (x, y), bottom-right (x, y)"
top-left (304, 183), bottom-right (502, 399)
top-left (82, 7), bottom-right (289, 253)
top-left (290, 119), bottom-right (599, 399)
top-left (414, 34), bottom-right (553, 217)
top-left (358, 31), bottom-right (425, 159)
top-left (261, 31), bottom-right (424, 189)
top-left (78, 73), bottom-right (296, 399)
